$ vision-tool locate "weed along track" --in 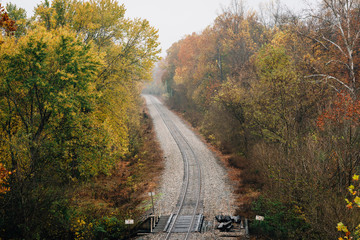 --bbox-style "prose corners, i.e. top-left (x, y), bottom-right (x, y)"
top-left (147, 95), bottom-right (203, 239)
